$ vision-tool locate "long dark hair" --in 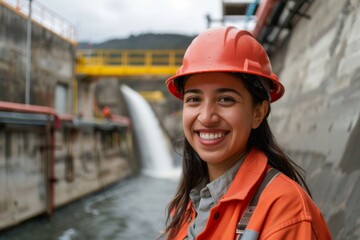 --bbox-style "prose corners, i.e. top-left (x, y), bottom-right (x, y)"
top-left (162, 73), bottom-right (311, 239)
